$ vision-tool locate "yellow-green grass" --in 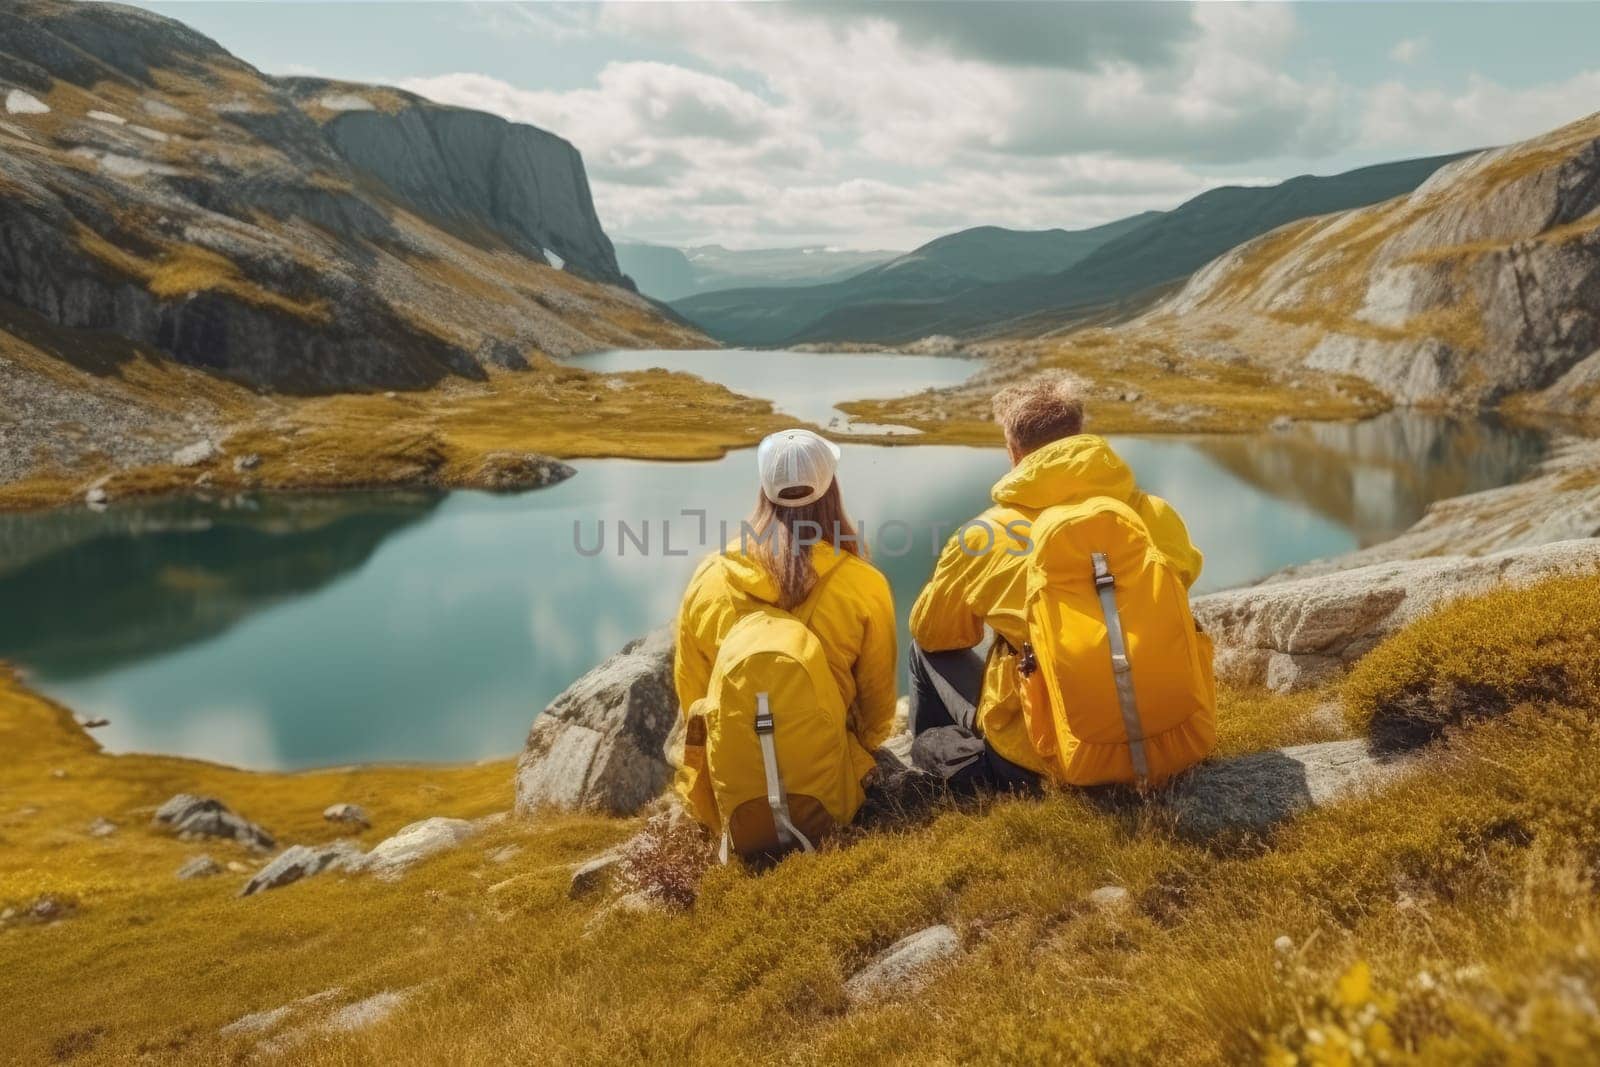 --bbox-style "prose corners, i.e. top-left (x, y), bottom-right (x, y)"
top-left (839, 344), bottom-right (1389, 446)
top-left (4, 573), bottom-right (1599, 1063)
top-left (1345, 572), bottom-right (1600, 752)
